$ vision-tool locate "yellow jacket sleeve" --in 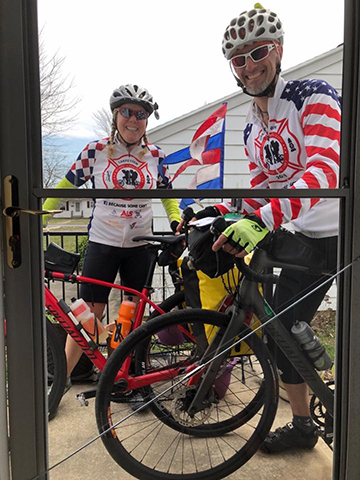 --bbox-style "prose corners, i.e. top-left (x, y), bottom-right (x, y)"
top-left (42, 177), bottom-right (75, 225)
top-left (161, 198), bottom-right (181, 225)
